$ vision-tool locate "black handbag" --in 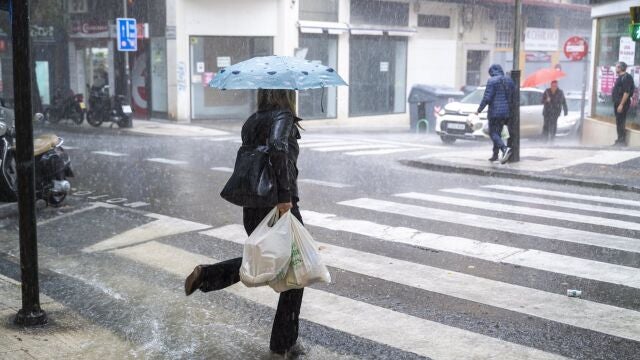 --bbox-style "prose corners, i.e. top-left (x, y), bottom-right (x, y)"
top-left (220, 145), bottom-right (278, 207)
